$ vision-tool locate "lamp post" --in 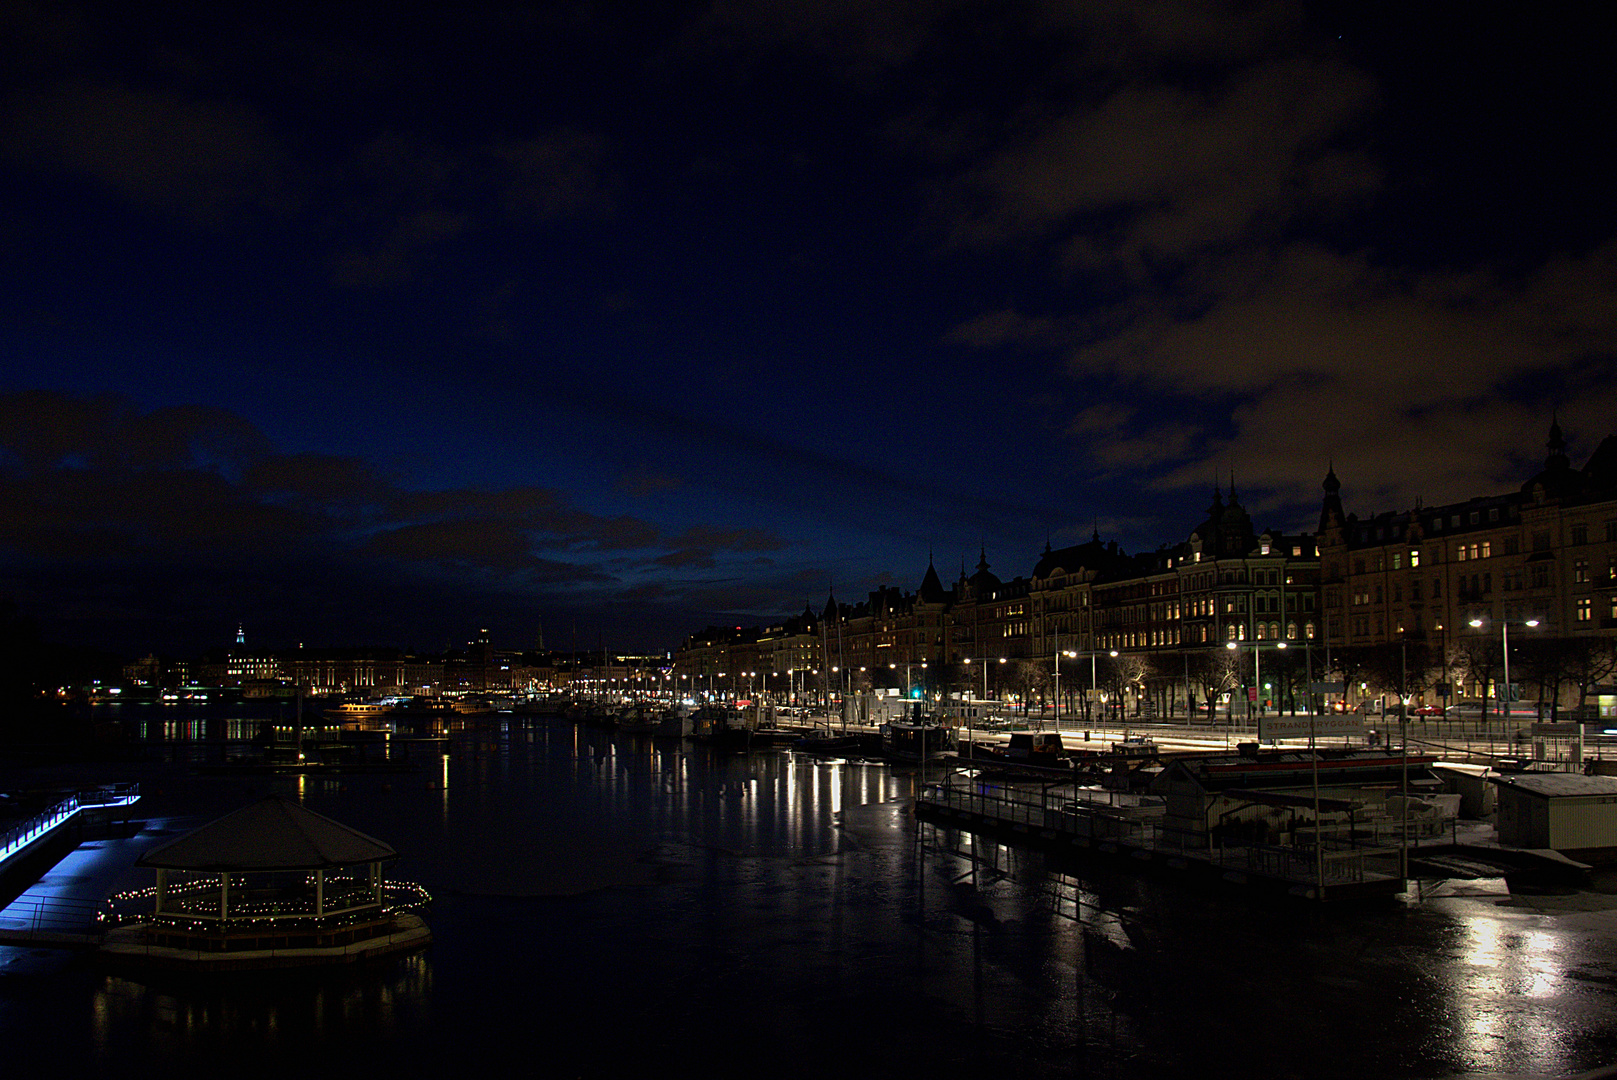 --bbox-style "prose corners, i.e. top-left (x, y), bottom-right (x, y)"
top-left (1468, 616), bottom-right (1540, 738)
top-left (1054, 646), bottom-right (1077, 730)
top-left (1227, 639), bottom-right (1288, 736)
